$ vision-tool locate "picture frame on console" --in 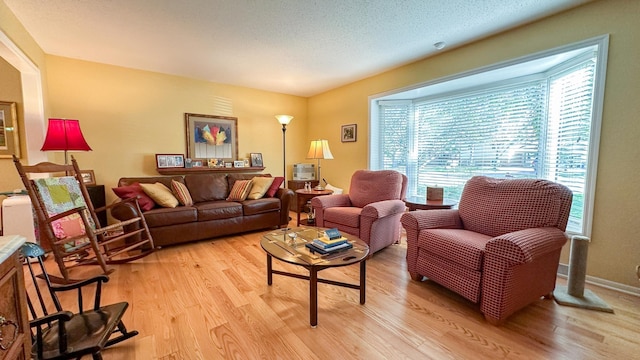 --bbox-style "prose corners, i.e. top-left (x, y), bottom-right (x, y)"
top-left (185, 113), bottom-right (238, 163)
top-left (80, 170), bottom-right (96, 186)
top-left (156, 154), bottom-right (185, 168)
top-left (250, 153), bottom-right (263, 167)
